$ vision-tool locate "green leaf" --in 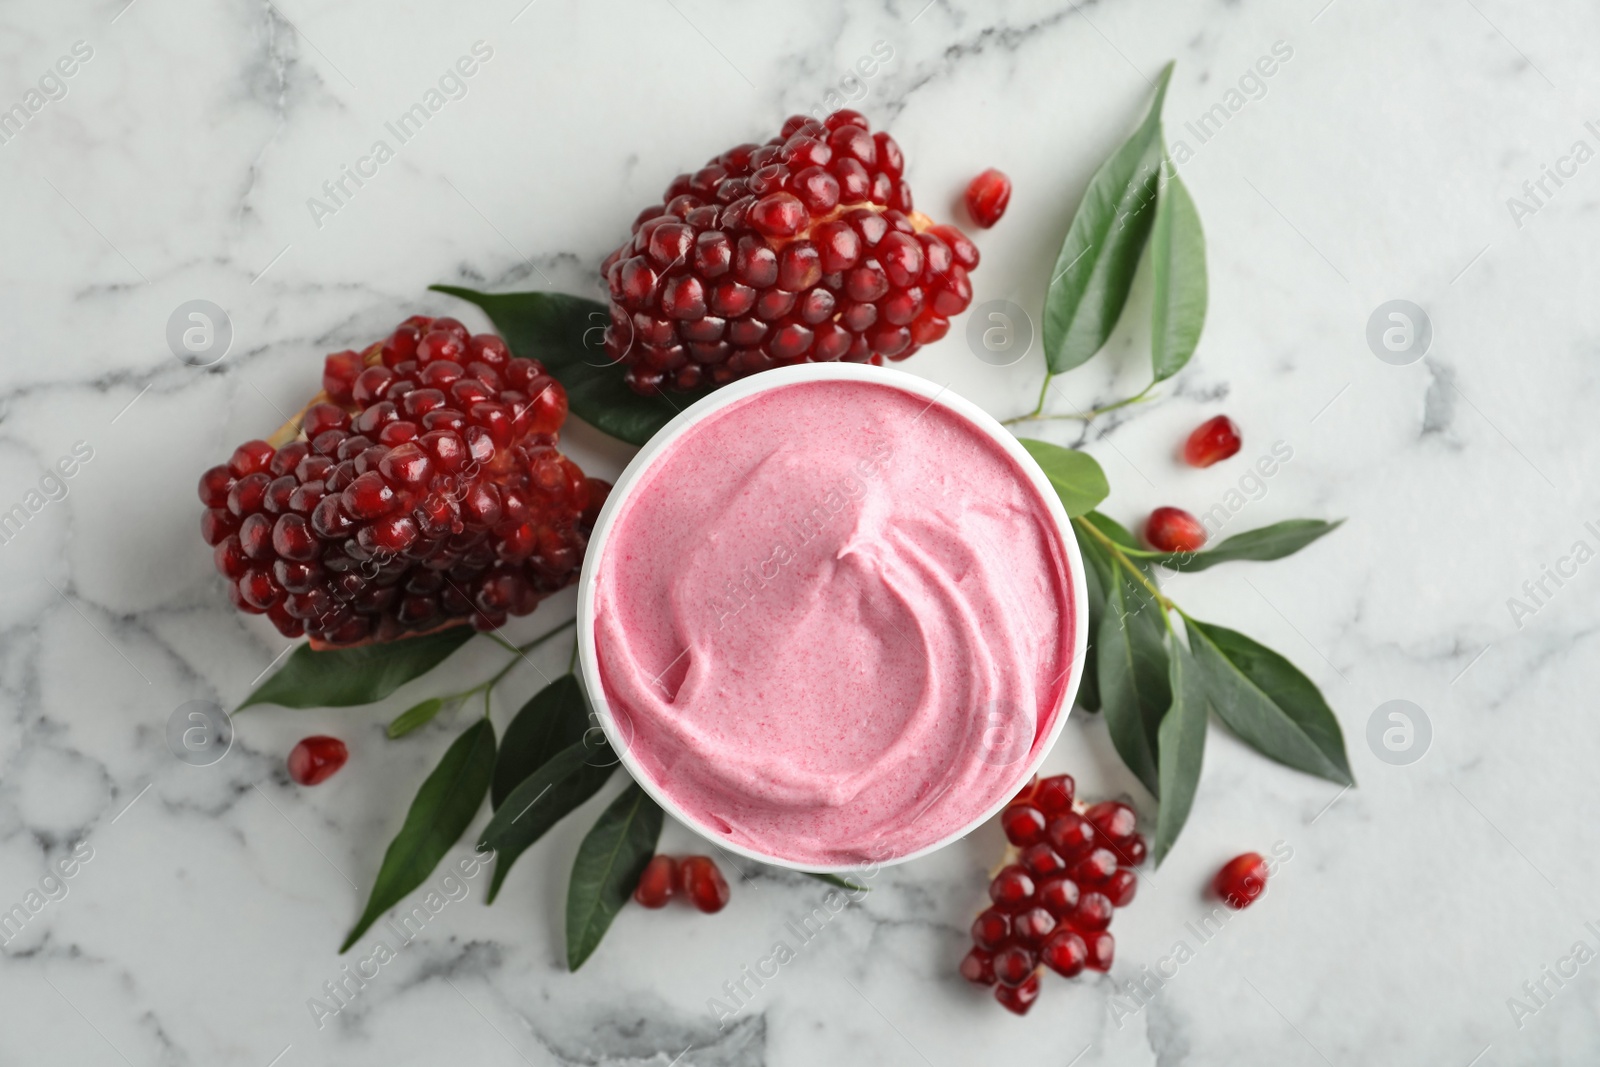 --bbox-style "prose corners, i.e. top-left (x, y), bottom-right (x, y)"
top-left (806, 872), bottom-right (869, 892)
top-left (1154, 630), bottom-right (1209, 865)
top-left (1017, 439), bottom-right (1110, 518)
top-left (341, 718), bottom-right (496, 952)
top-left (1042, 61), bottom-right (1174, 375)
top-left (479, 738), bottom-right (616, 903)
top-left (387, 698), bottom-right (447, 739)
top-left (566, 782), bottom-right (664, 970)
top-left (1082, 510), bottom-right (1143, 552)
top-left (240, 627), bottom-right (475, 711)
top-left (1149, 157), bottom-right (1207, 382)
top-left (1128, 519), bottom-right (1343, 572)
top-left (1074, 529), bottom-right (1111, 713)
top-left (492, 675), bottom-right (592, 809)
top-left (432, 286), bottom-right (709, 446)
top-left (1096, 565), bottom-right (1170, 796)
top-left (1186, 619), bottom-right (1354, 786)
